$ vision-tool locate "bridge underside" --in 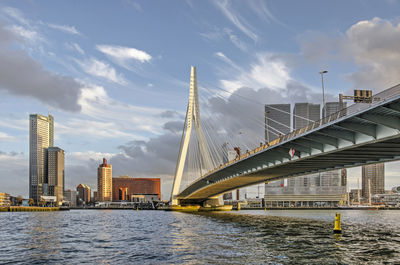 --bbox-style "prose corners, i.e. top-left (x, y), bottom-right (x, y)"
top-left (179, 137), bottom-right (400, 202)
top-left (177, 89), bottom-right (400, 203)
